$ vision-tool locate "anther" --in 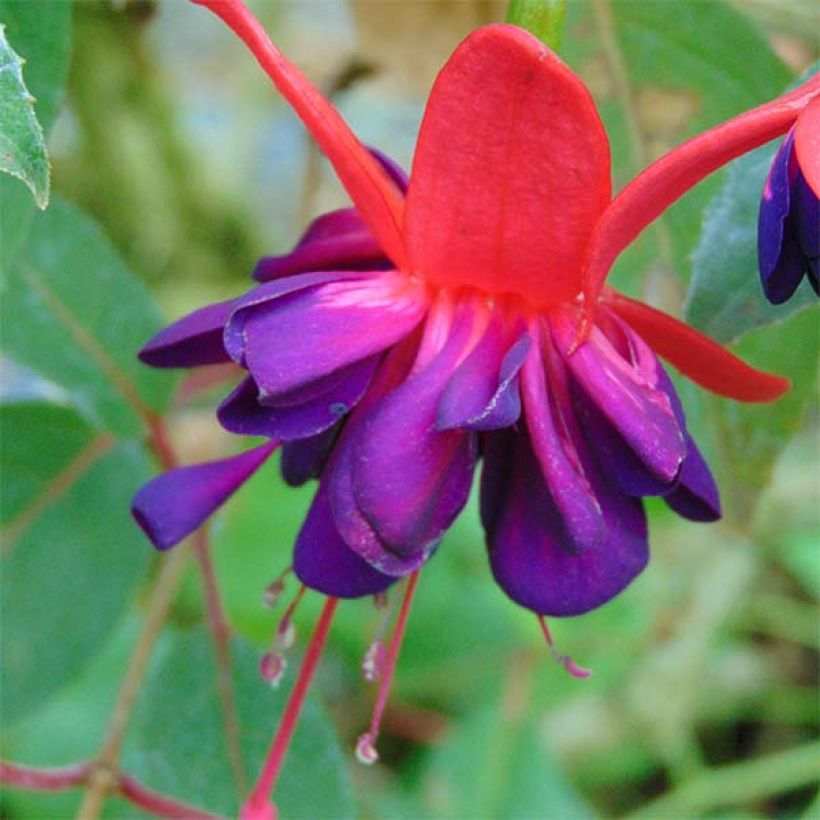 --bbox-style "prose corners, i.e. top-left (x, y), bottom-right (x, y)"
top-left (276, 584), bottom-right (306, 650)
top-left (262, 566), bottom-right (292, 609)
top-left (260, 651), bottom-right (287, 688)
top-left (538, 615), bottom-right (591, 679)
top-left (361, 641), bottom-right (387, 683)
top-left (355, 571), bottom-right (421, 765)
top-left (355, 733), bottom-right (379, 765)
